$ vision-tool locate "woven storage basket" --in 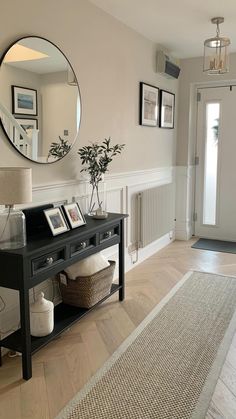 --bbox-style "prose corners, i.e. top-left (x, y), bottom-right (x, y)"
top-left (58, 260), bottom-right (115, 308)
